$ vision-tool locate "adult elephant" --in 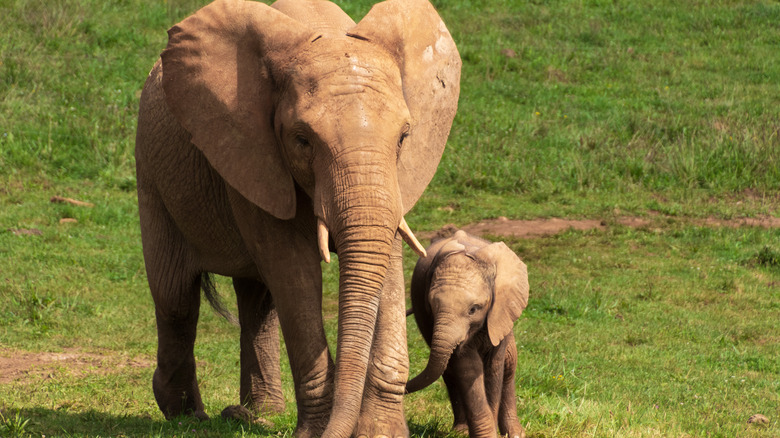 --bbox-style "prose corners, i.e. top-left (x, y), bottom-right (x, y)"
top-left (134, 0), bottom-right (460, 437)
